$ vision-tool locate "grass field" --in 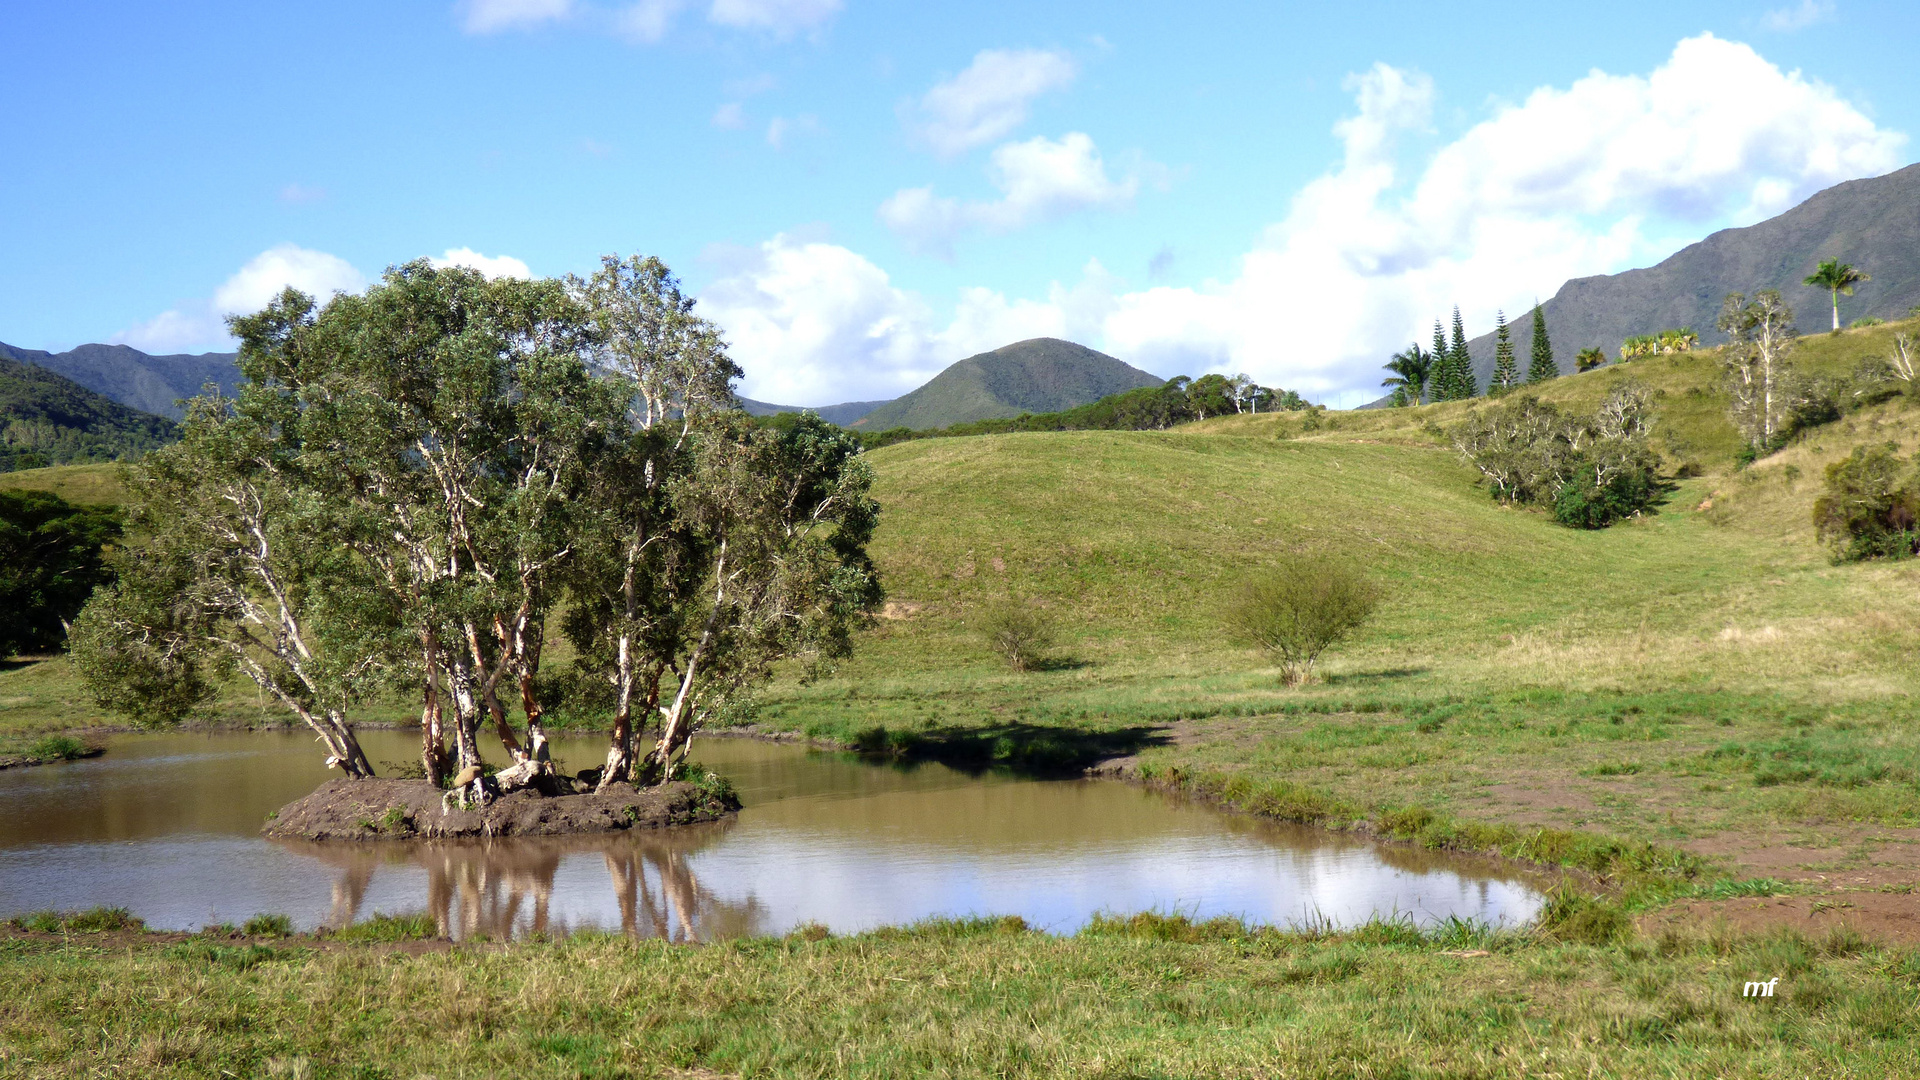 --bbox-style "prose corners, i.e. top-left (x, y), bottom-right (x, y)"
top-left (3, 913), bottom-right (1916, 1078)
